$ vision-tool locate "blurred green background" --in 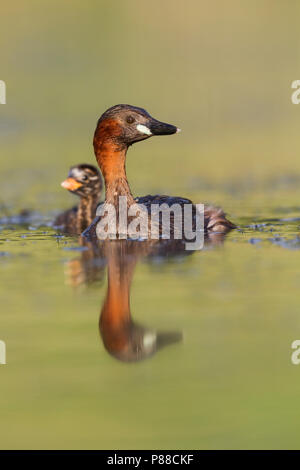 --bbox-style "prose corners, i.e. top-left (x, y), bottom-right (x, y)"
top-left (1, 0), bottom-right (300, 450)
